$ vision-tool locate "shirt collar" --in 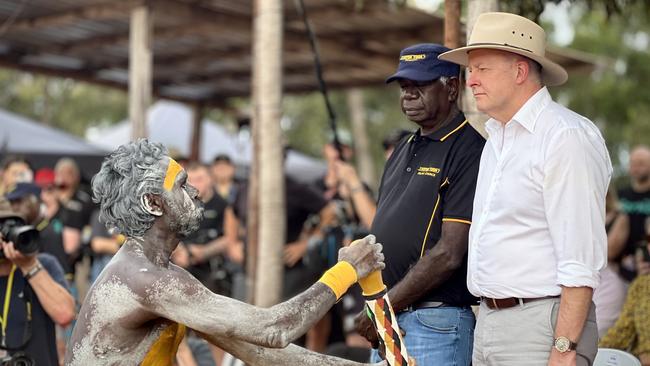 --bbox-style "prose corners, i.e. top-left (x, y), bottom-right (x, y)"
top-left (485, 87), bottom-right (551, 137)
top-left (416, 113), bottom-right (468, 142)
